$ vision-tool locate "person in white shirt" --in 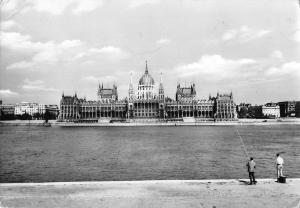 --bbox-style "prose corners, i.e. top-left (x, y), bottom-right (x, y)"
top-left (276, 153), bottom-right (284, 180)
